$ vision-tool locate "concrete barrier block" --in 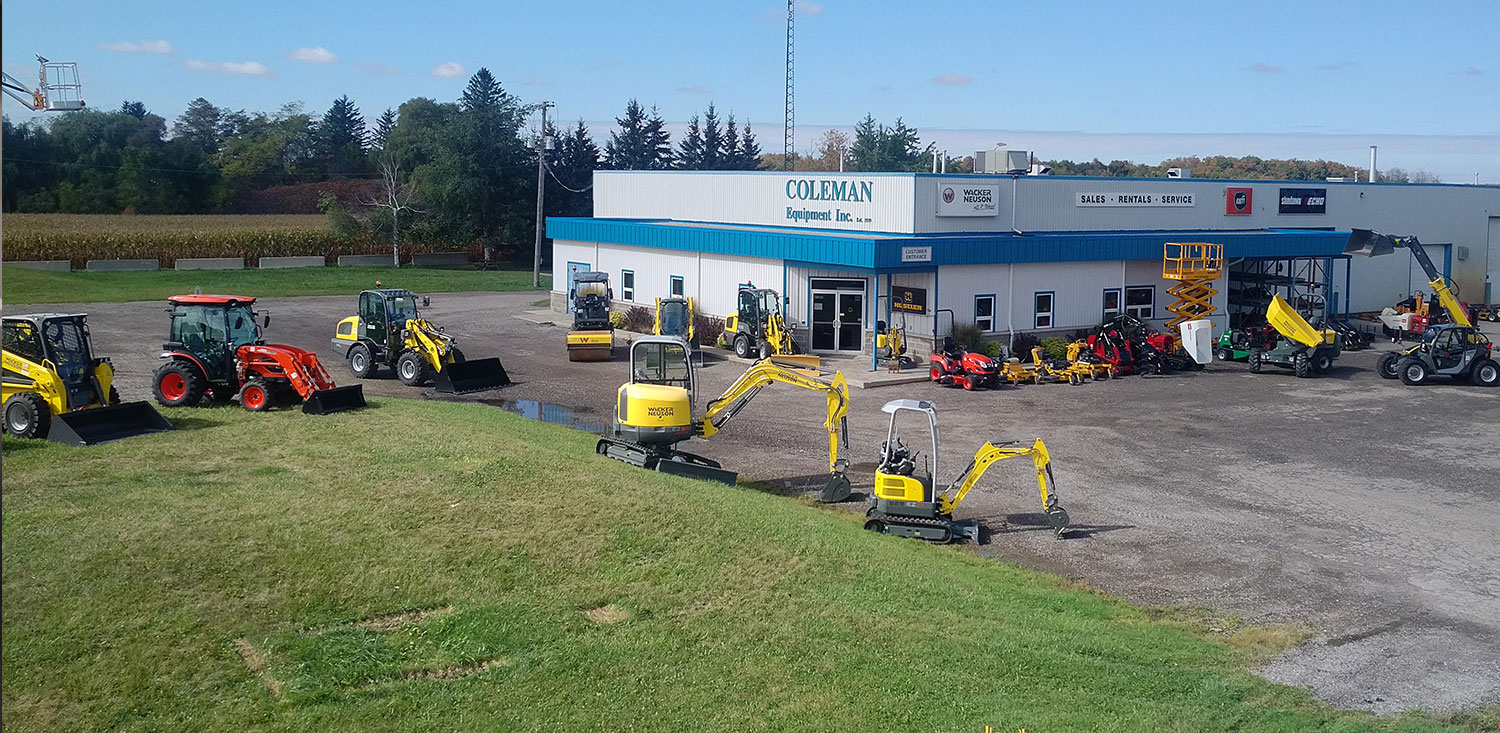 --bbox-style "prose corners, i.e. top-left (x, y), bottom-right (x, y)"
top-left (338, 254), bottom-right (394, 267)
top-left (175, 257), bottom-right (245, 271)
top-left (5, 260), bottom-right (71, 272)
top-left (86, 259), bottom-right (159, 272)
top-left (258, 256), bottom-right (326, 269)
top-left (412, 252), bottom-right (470, 268)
